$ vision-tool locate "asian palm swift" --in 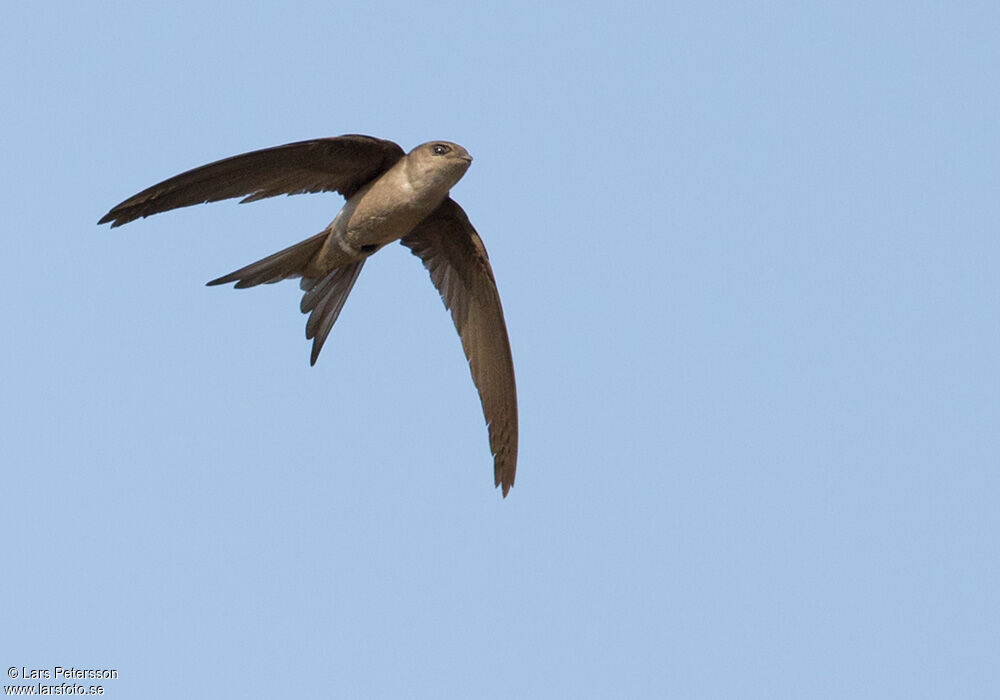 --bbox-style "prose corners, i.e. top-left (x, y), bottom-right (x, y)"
top-left (99, 135), bottom-right (517, 496)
